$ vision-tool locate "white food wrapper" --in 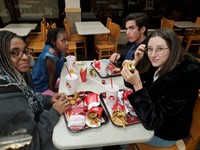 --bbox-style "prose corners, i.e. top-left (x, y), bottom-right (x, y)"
top-left (67, 114), bottom-right (86, 131)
